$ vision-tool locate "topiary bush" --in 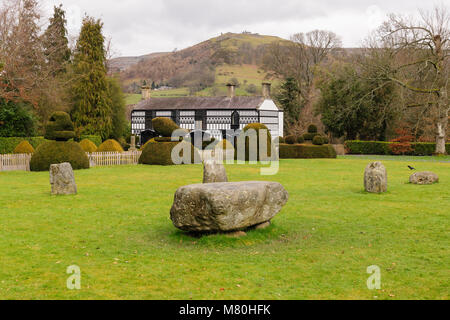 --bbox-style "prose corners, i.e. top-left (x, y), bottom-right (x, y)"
top-left (285, 135), bottom-right (296, 144)
top-left (312, 135), bottom-right (325, 145)
top-left (154, 137), bottom-right (182, 142)
top-left (13, 141), bottom-right (35, 154)
top-left (30, 141), bottom-right (89, 171)
top-left (297, 135), bottom-right (305, 144)
top-left (44, 111), bottom-right (75, 141)
top-left (97, 139), bottom-right (124, 152)
top-left (80, 134), bottom-right (102, 147)
top-left (30, 112), bottom-right (89, 171)
top-left (152, 117), bottom-right (182, 137)
top-left (307, 124), bottom-right (318, 134)
top-left (138, 140), bottom-right (201, 166)
top-left (140, 138), bottom-right (156, 150)
top-left (279, 144), bottom-right (336, 159)
top-left (79, 139), bottom-right (98, 153)
top-left (237, 123), bottom-right (272, 161)
top-left (303, 132), bottom-right (317, 141)
top-left (278, 136), bottom-right (285, 143)
top-left (215, 139), bottom-right (234, 150)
